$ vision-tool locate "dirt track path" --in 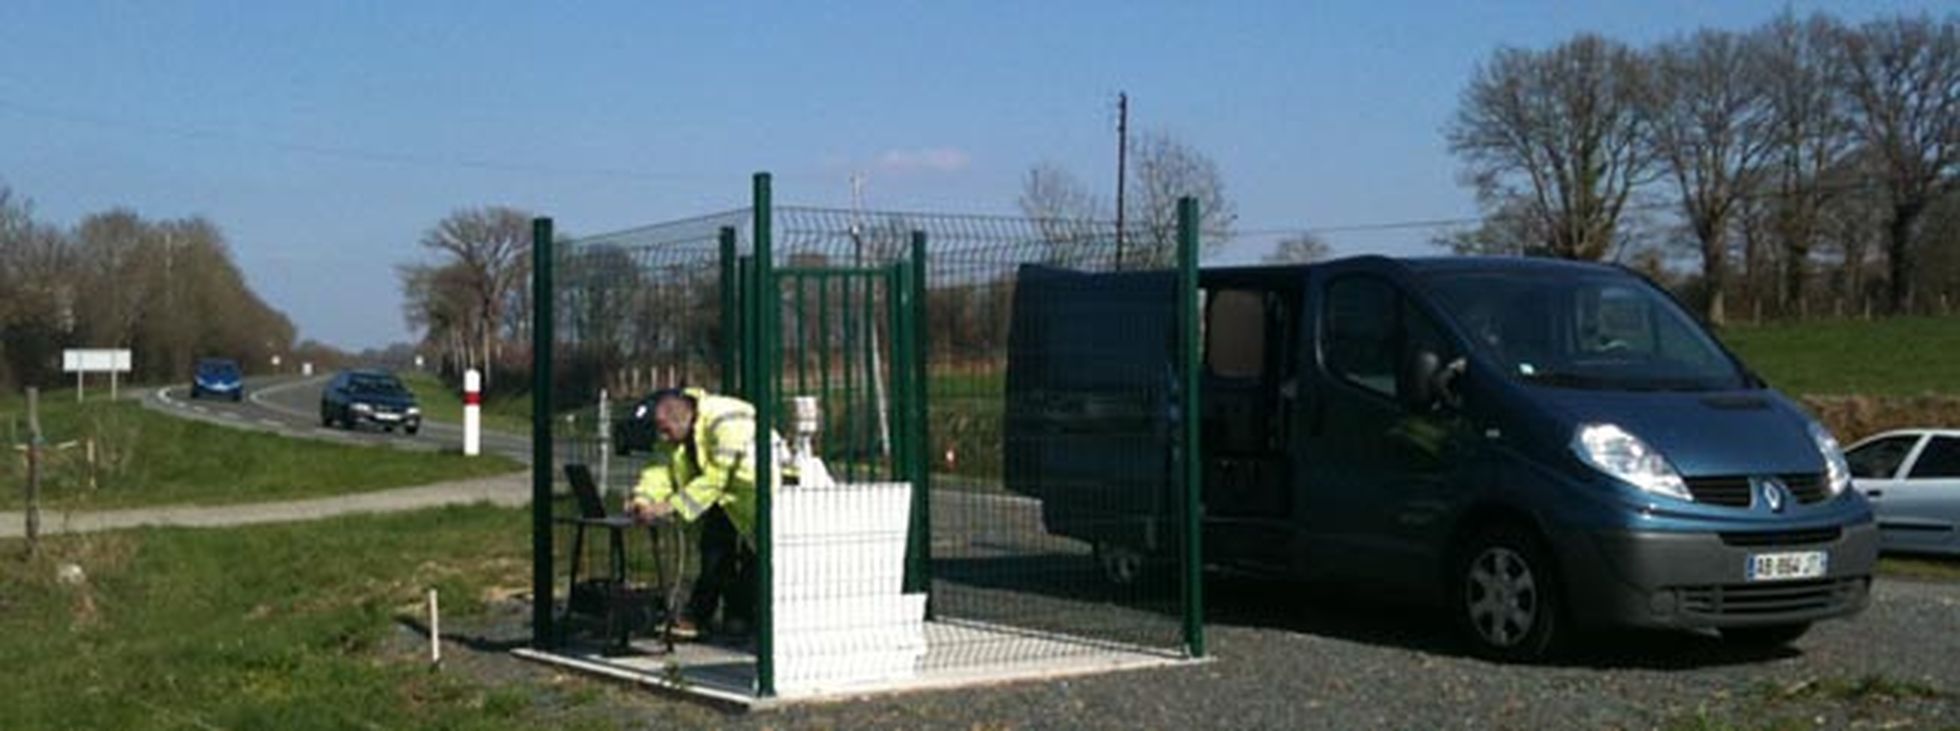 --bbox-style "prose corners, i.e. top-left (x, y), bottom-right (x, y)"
top-left (0, 472), bottom-right (526, 538)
